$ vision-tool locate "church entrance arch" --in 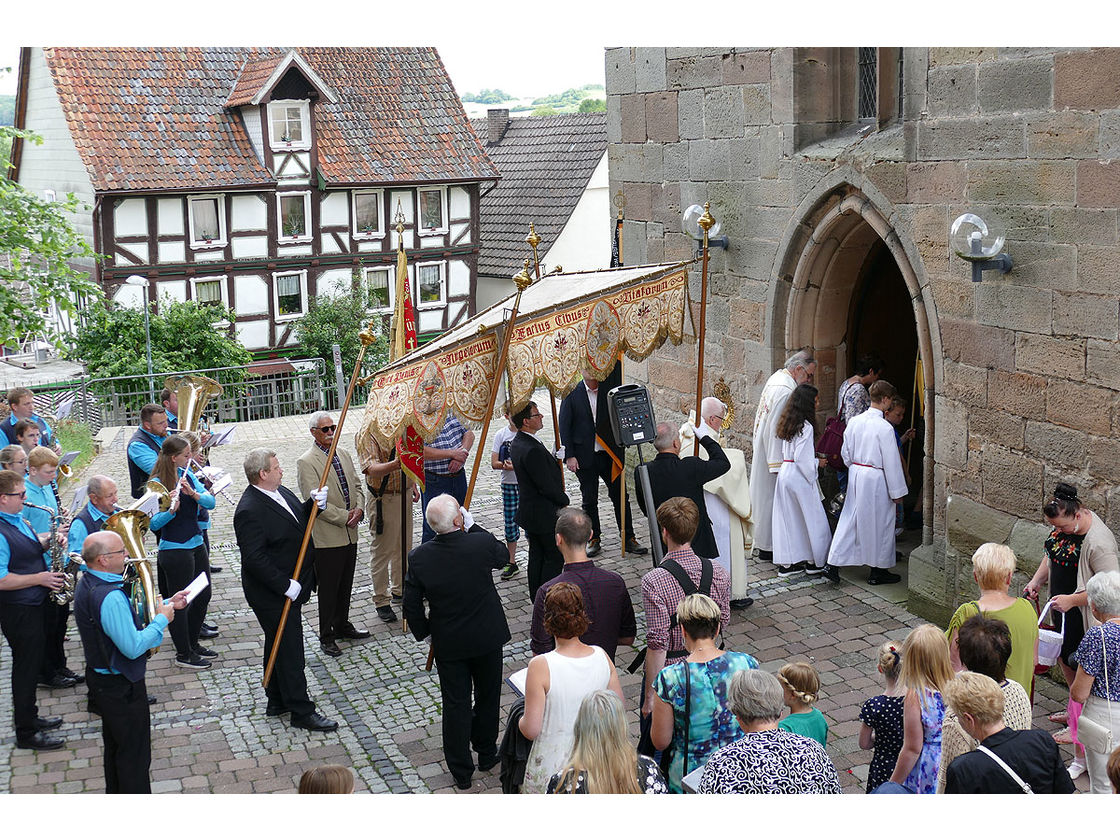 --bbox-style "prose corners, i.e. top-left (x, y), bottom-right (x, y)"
top-left (776, 186), bottom-right (937, 547)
